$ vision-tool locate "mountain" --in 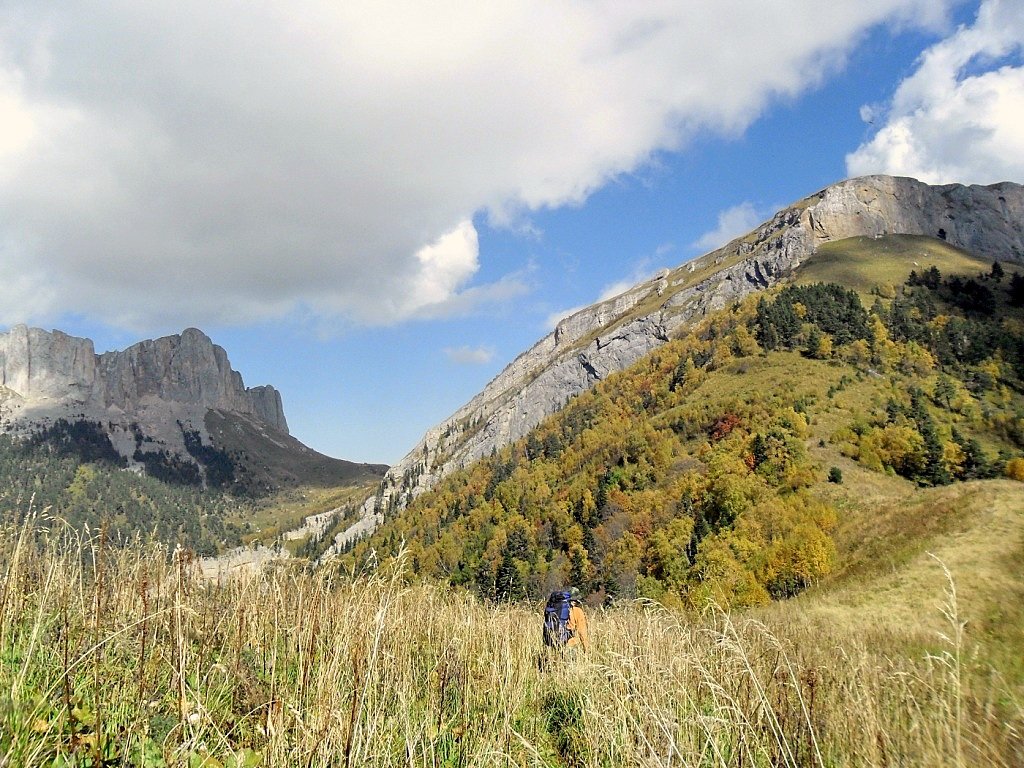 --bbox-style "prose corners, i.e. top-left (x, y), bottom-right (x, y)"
top-left (332, 174), bottom-right (1024, 550)
top-left (339, 222), bottom-right (1024, 606)
top-left (0, 326), bottom-right (386, 494)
